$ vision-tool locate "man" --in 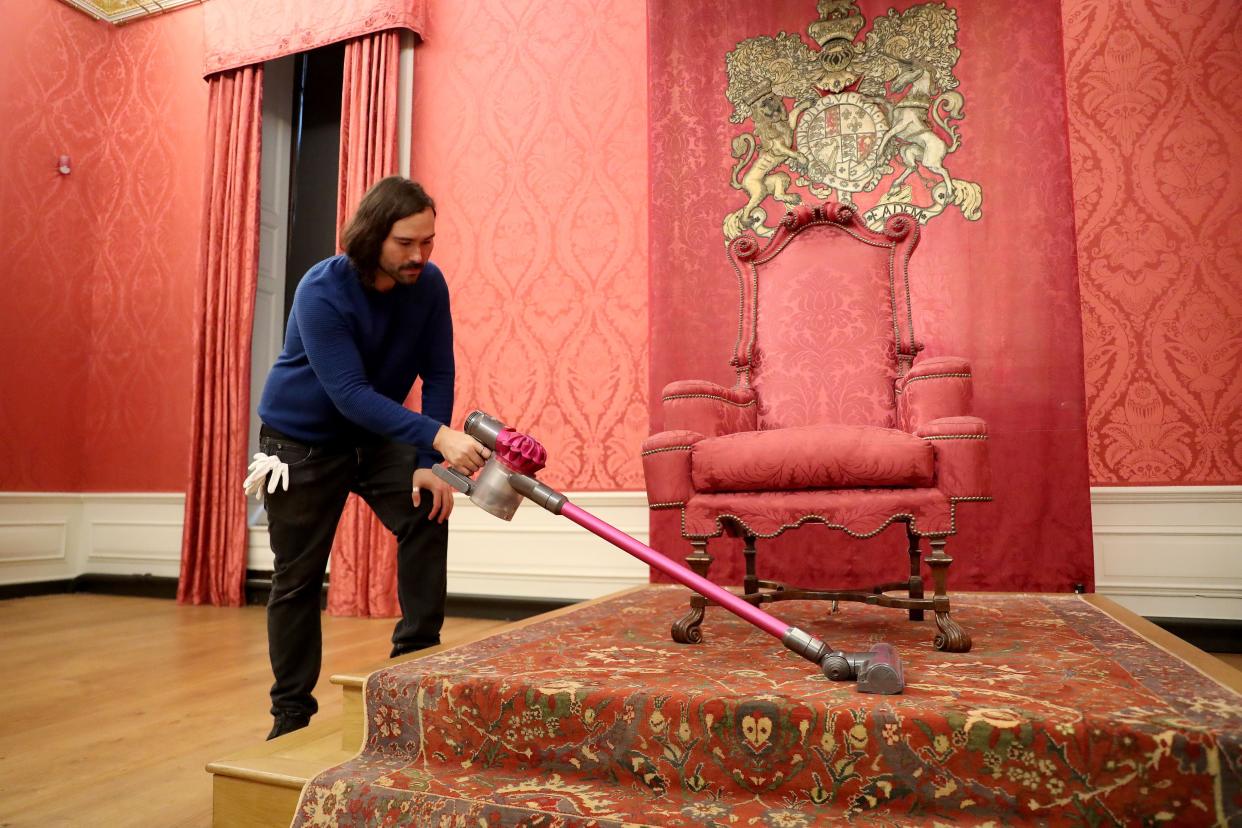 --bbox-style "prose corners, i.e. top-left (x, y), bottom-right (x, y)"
top-left (248, 176), bottom-right (489, 740)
